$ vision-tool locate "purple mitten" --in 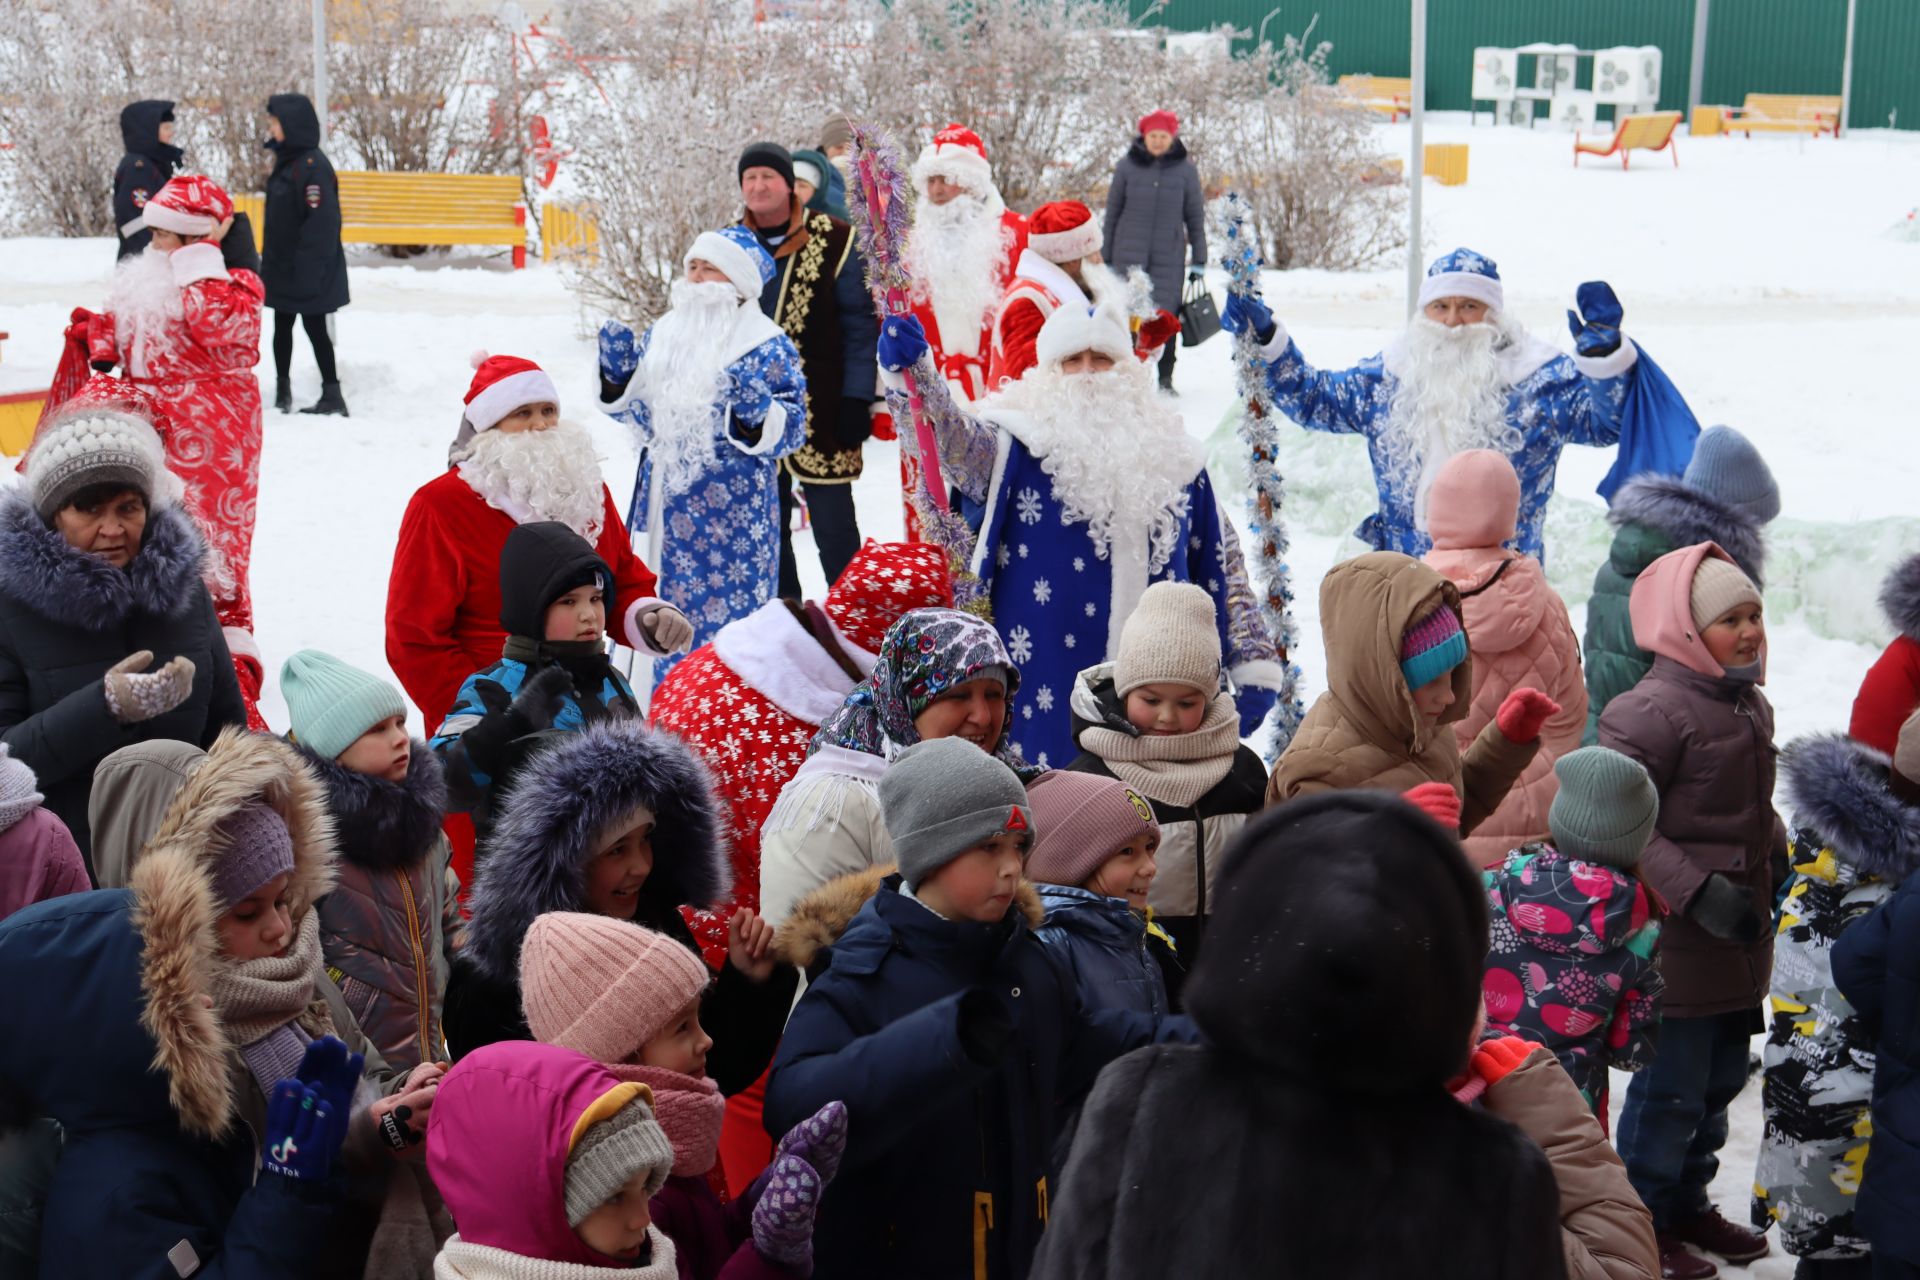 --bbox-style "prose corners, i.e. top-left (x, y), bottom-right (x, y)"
top-left (774, 1100), bottom-right (847, 1187)
top-left (751, 1153), bottom-right (822, 1273)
